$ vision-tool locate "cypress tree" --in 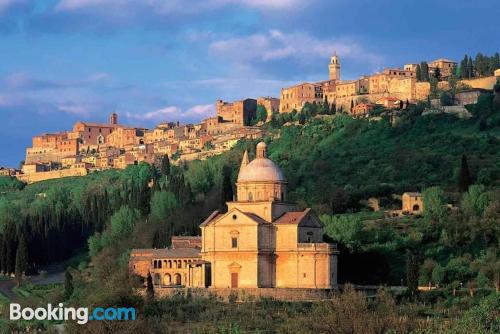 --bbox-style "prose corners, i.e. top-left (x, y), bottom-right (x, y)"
top-left (160, 155), bottom-right (170, 177)
top-left (467, 56), bottom-right (474, 79)
top-left (406, 250), bottom-right (420, 301)
top-left (64, 269), bottom-right (74, 300)
top-left (15, 235), bottom-right (28, 286)
top-left (458, 154), bottom-right (473, 193)
top-left (221, 166), bottom-right (234, 210)
top-left (146, 272), bottom-right (155, 301)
